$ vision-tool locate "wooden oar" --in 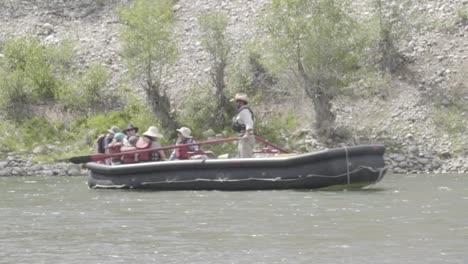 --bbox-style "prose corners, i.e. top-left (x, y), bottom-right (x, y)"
top-left (254, 135), bottom-right (289, 153)
top-left (65, 137), bottom-right (241, 164)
